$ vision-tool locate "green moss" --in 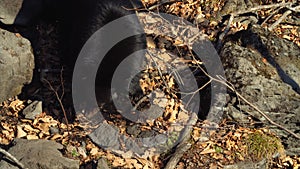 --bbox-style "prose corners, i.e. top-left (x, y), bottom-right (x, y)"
top-left (71, 148), bottom-right (80, 157)
top-left (168, 131), bottom-right (180, 146)
top-left (244, 131), bottom-right (284, 161)
top-left (214, 145), bottom-right (223, 153)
